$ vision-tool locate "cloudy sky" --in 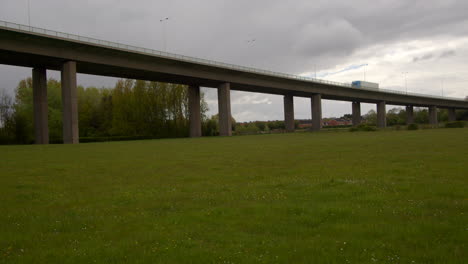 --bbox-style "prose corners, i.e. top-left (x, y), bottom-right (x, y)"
top-left (1, 0), bottom-right (468, 121)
